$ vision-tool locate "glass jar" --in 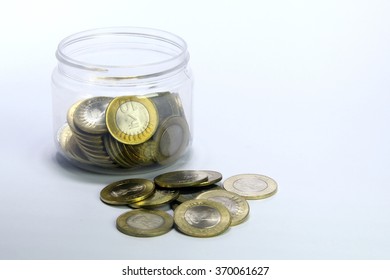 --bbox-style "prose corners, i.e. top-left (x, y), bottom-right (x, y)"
top-left (52, 27), bottom-right (193, 174)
